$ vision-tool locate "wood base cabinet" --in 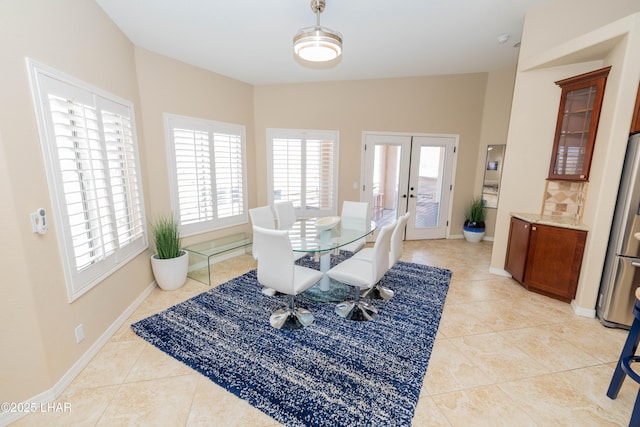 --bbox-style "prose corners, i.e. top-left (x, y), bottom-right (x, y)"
top-left (505, 216), bottom-right (587, 302)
